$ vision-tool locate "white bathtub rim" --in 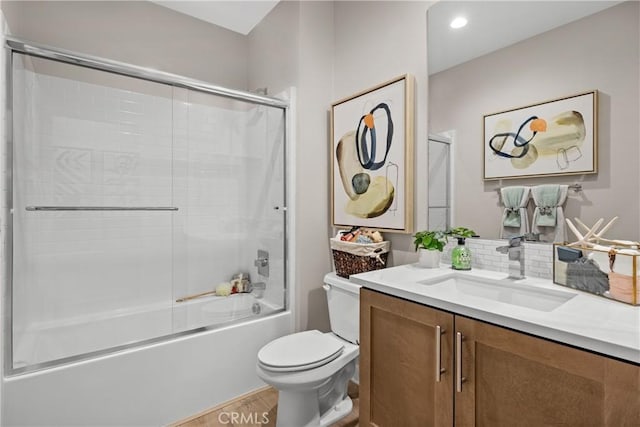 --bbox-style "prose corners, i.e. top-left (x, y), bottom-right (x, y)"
top-left (6, 309), bottom-right (292, 379)
top-left (21, 292), bottom-right (280, 332)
